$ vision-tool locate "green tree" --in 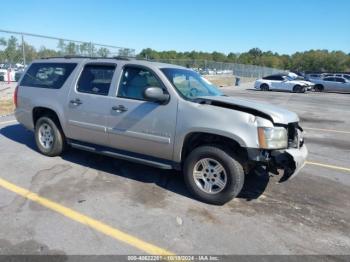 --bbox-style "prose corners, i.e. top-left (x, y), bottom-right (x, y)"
top-left (97, 47), bottom-right (110, 57)
top-left (37, 47), bottom-right (59, 59)
top-left (57, 39), bottom-right (66, 55)
top-left (4, 36), bottom-right (20, 63)
top-left (65, 42), bottom-right (78, 55)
